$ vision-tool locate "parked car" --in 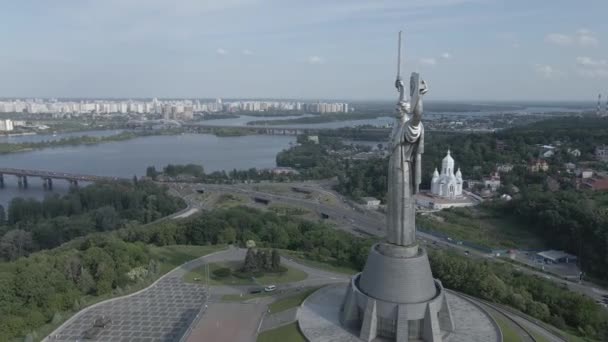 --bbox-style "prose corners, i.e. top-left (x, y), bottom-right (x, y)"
top-left (264, 285), bottom-right (277, 292)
